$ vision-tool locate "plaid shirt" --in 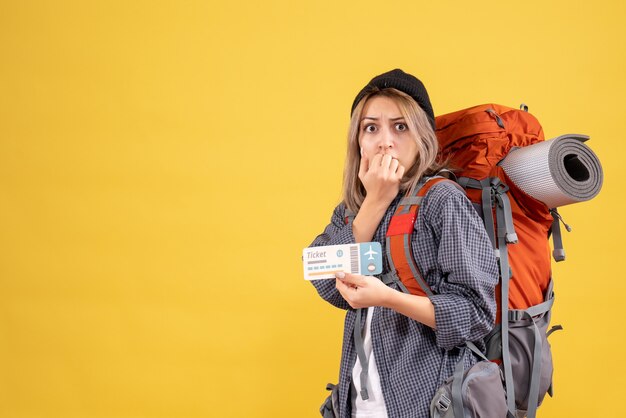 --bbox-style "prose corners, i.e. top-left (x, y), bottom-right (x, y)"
top-left (310, 181), bottom-right (498, 418)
